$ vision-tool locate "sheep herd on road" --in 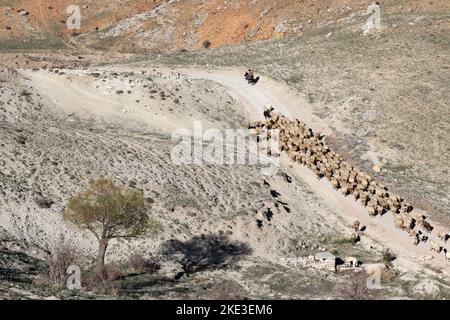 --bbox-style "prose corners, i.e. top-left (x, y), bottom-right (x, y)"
top-left (250, 106), bottom-right (449, 260)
